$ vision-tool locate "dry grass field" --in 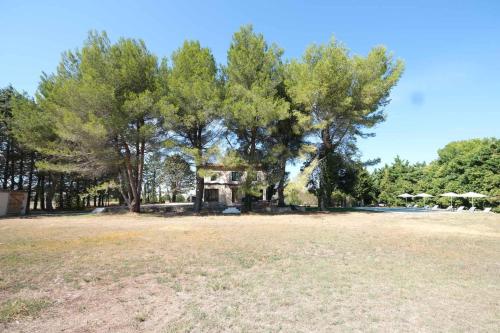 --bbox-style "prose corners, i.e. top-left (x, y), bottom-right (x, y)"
top-left (0, 211), bottom-right (499, 332)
